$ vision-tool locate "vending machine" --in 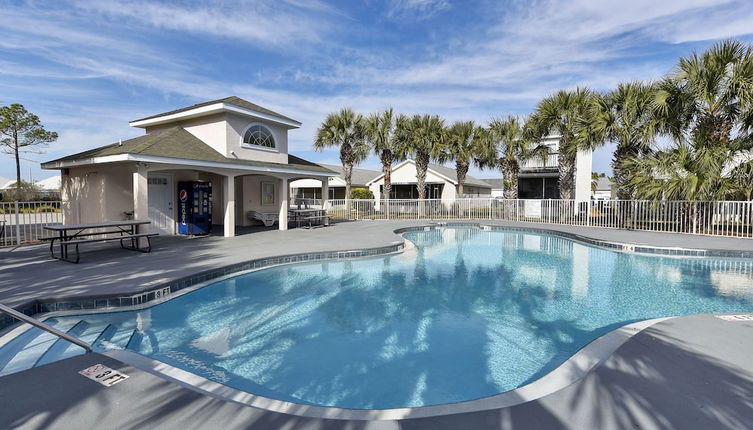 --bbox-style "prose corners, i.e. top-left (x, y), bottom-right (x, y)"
top-left (178, 181), bottom-right (212, 235)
